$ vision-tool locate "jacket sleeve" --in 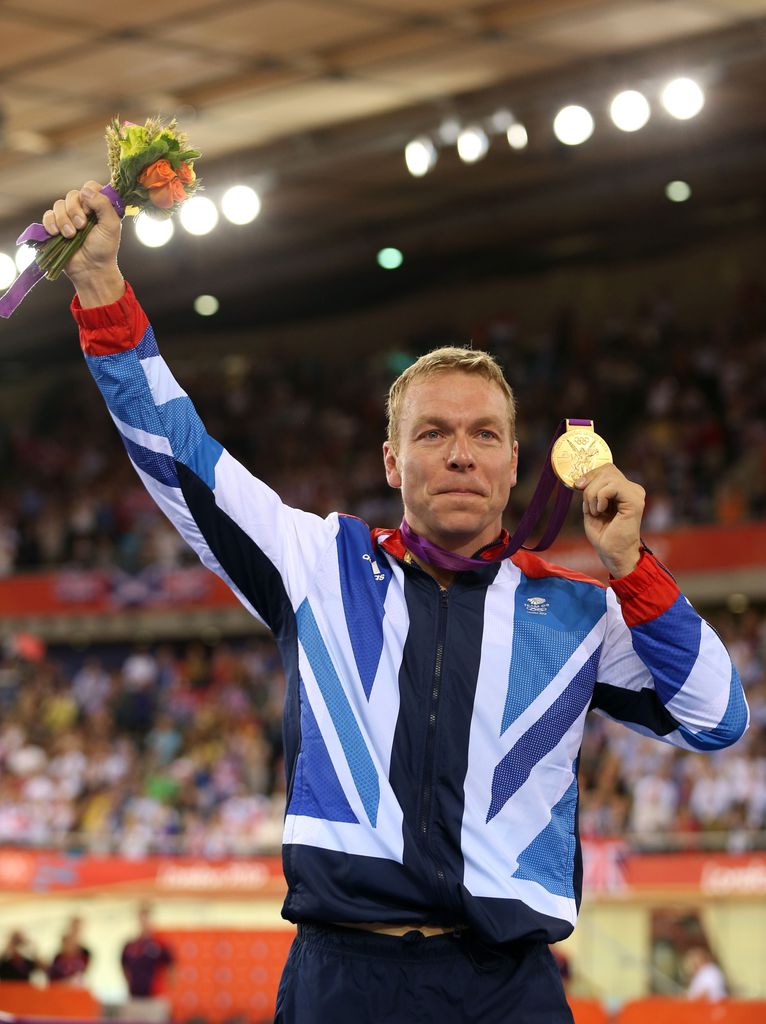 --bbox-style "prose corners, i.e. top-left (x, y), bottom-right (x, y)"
top-left (72, 282), bottom-right (338, 632)
top-left (593, 550), bottom-right (749, 751)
